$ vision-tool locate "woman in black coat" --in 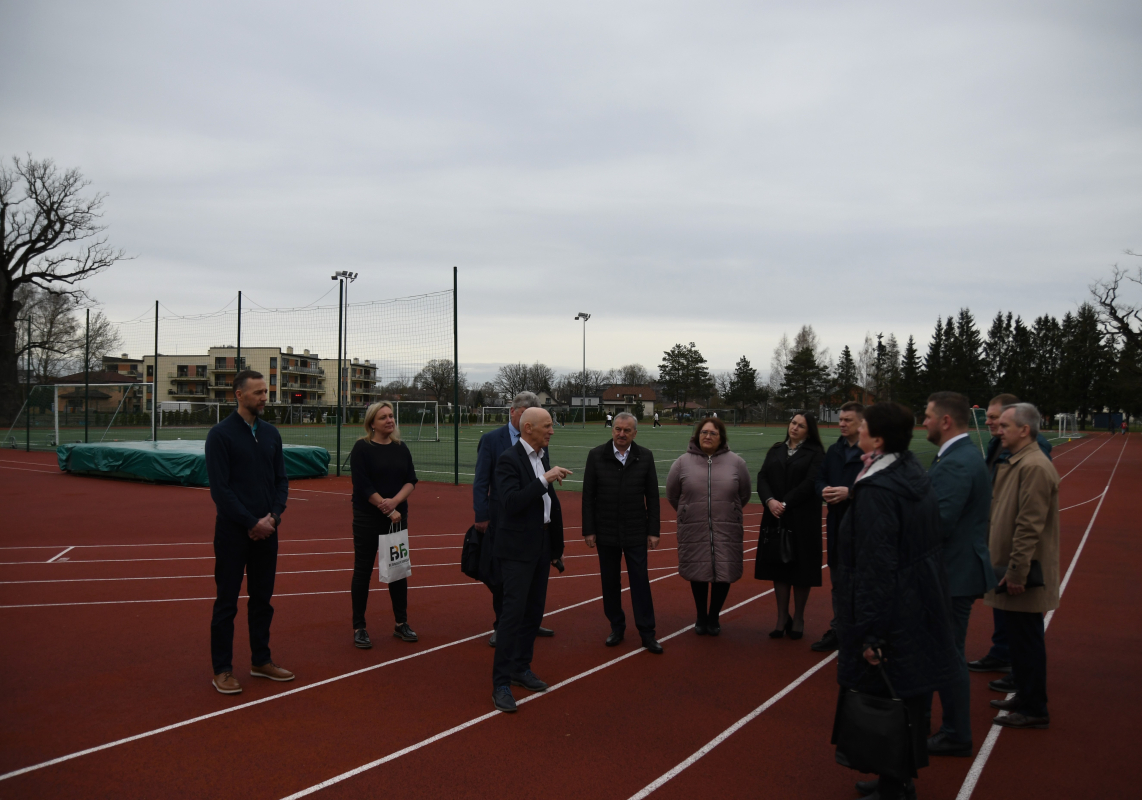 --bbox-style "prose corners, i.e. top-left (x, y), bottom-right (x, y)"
top-left (755, 412), bottom-right (825, 639)
top-left (832, 403), bottom-right (958, 800)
